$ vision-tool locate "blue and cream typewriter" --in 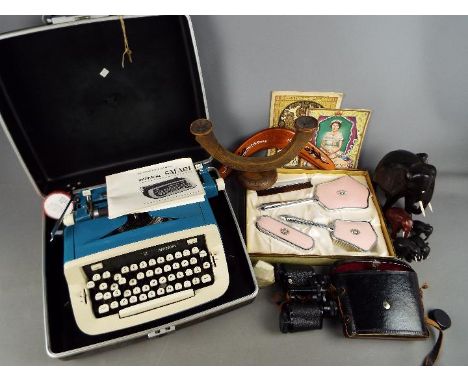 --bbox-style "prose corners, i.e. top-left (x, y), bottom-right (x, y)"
top-left (62, 166), bottom-right (229, 335)
top-left (0, 15), bottom-right (257, 356)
